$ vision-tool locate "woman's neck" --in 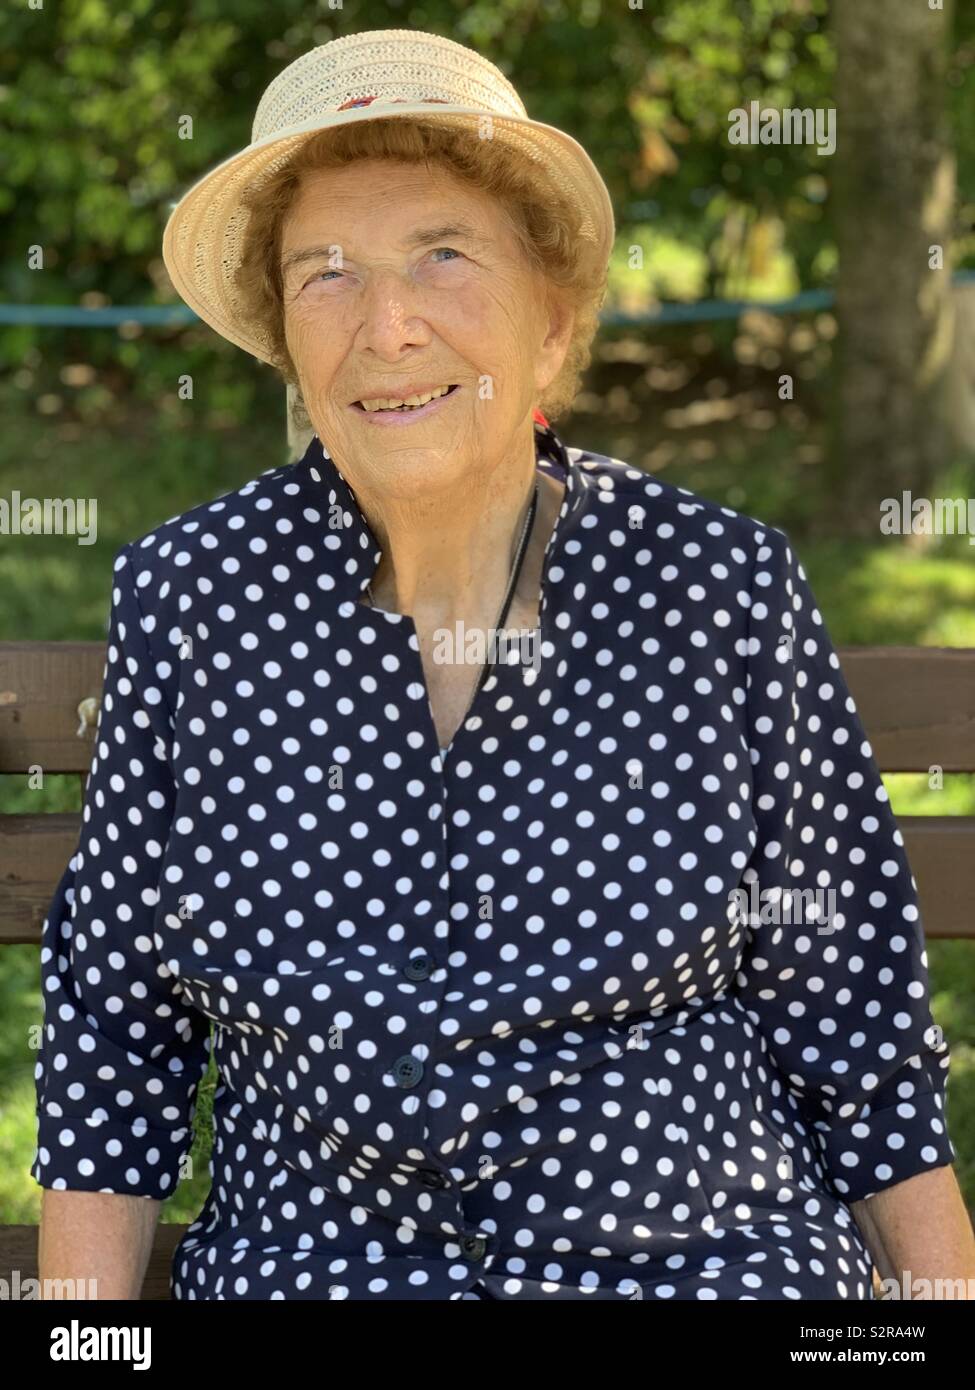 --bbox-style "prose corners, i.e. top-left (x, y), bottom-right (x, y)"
top-left (355, 459), bottom-right (564, 631)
